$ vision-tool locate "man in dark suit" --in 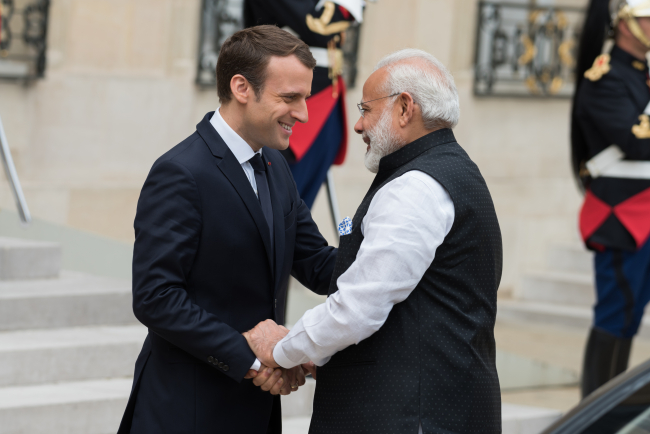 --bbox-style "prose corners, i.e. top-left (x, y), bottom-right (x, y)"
top-left (117, 25), bottom-right (337, 434)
